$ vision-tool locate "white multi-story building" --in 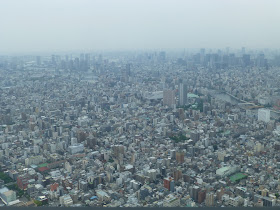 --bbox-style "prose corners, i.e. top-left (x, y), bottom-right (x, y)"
top-left (69, 143), bottom-right (84, 154)
top-left (216, 165), bottom-right (239, 177)
top-left (59, 195), bottom-right (73, 206)
top-left (163, 194), bottom-right (180, 207)
top-left (25, 155), bottom-right (44, 166)
top-left (228, 196), bottom-right (244, 207)
top-left (0, 189), bottom-right (16, 205)
top-left (258, 108), bottom-right (270, 123)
